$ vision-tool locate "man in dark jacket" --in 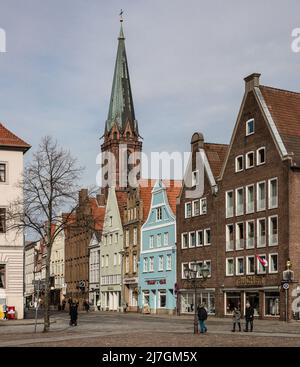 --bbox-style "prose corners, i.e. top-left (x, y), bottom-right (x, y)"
top-left (197, 304), bottom-right (208, 334)
top-left (70, 300), bottom-right (78, 326)
top-left (244, 302), bottom-right (254, 332)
